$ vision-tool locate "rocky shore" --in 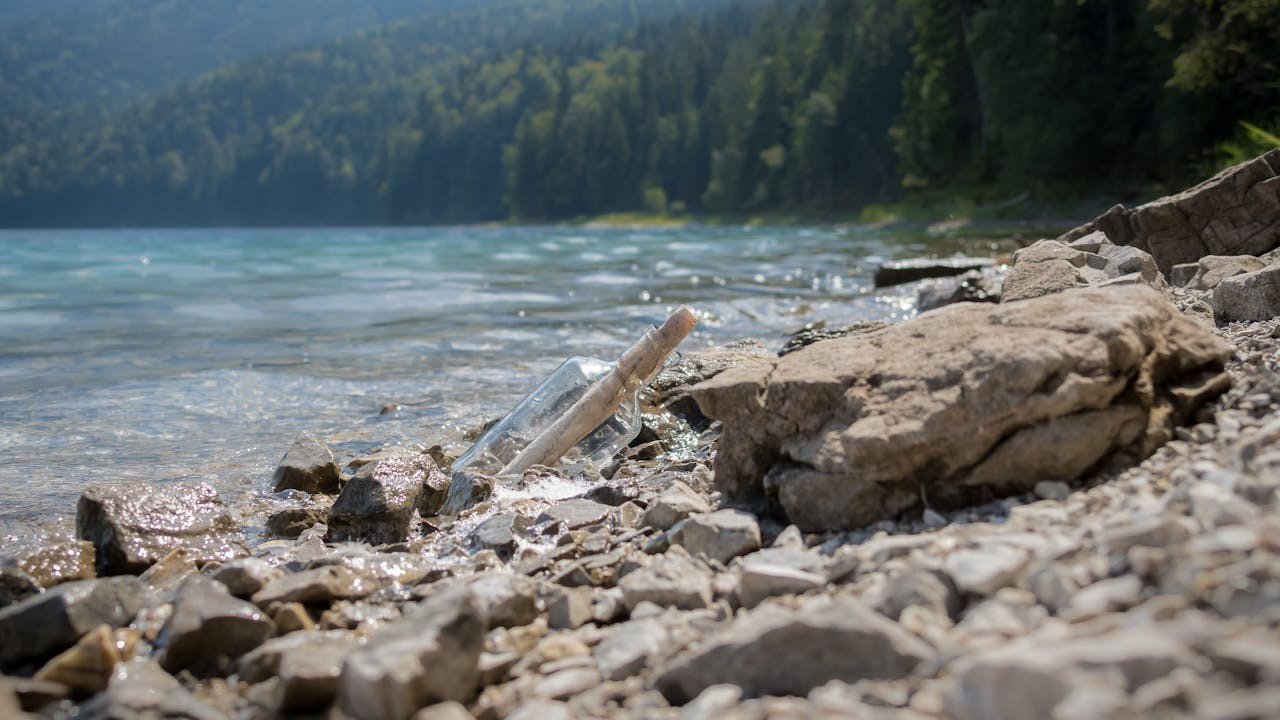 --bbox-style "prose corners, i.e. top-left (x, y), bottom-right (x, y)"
top-left (2, 150), bottom-right (1279, 720)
